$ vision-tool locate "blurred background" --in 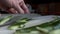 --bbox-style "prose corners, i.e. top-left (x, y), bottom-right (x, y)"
top-left (0, 0), bottom-right (60, 15)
